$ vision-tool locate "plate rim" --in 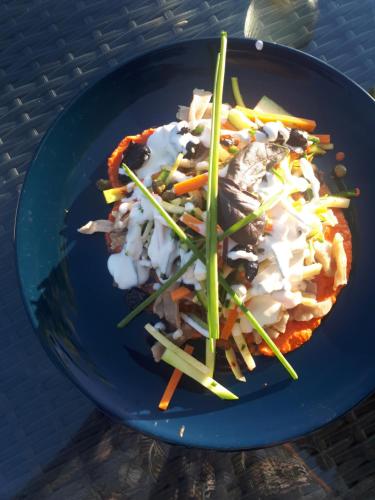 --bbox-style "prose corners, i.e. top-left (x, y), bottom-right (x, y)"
top-left (14, 36), bottom-right (375, 450)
